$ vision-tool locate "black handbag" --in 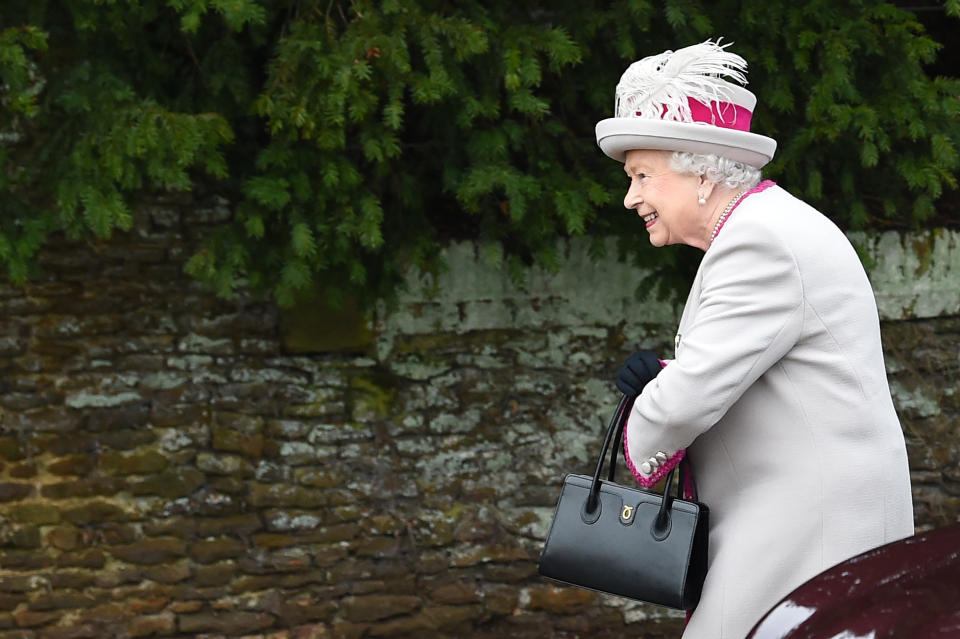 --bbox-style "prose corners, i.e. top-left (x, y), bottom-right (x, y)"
top-left (538, 394), bottom-right (709, 610)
